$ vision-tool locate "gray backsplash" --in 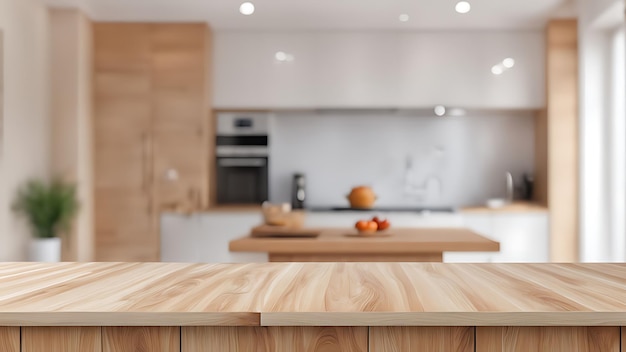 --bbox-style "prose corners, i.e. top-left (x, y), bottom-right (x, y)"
top-left (269, 111), bottom-right (535, 208)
